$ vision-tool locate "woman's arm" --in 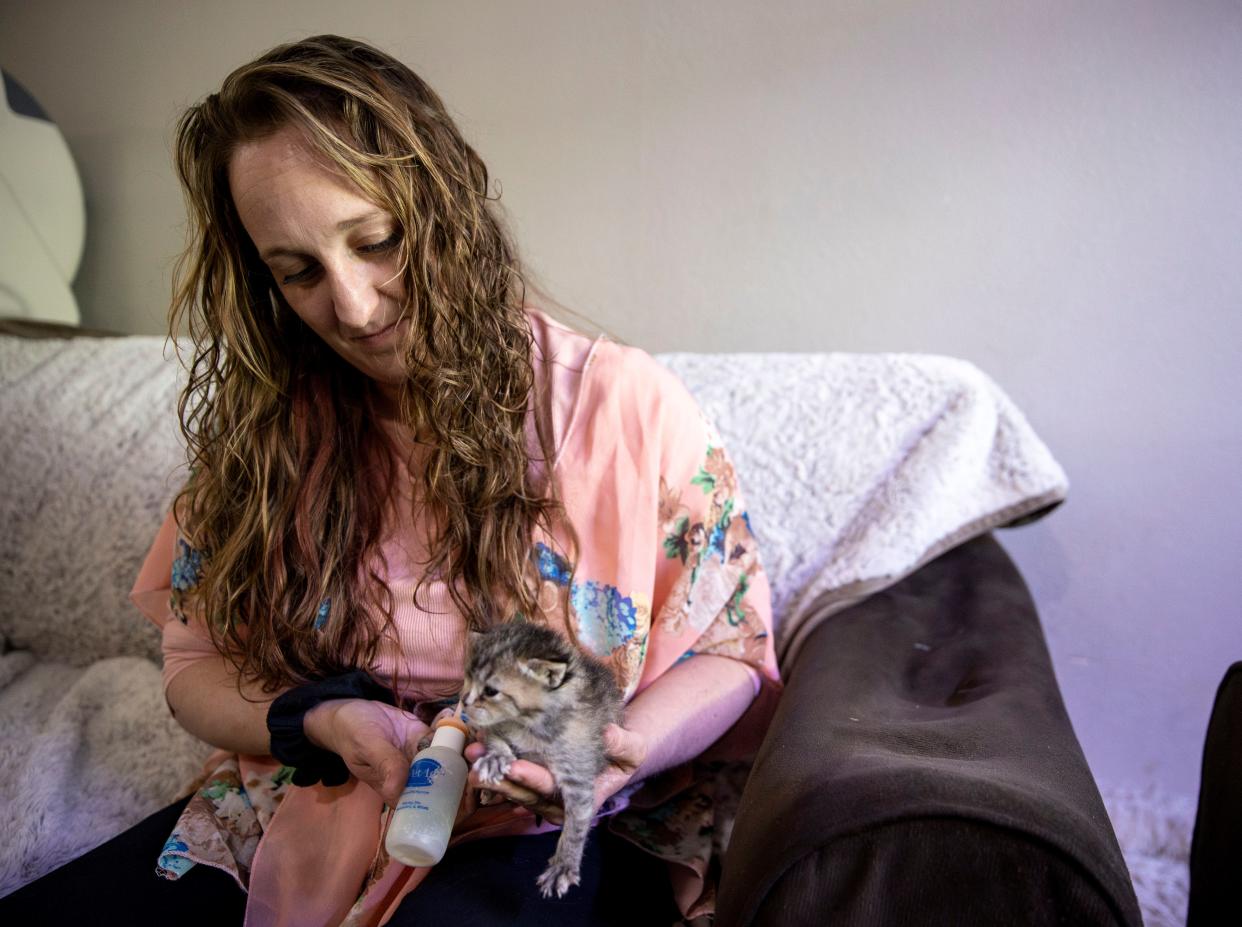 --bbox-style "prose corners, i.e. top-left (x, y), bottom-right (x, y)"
top-left (621, 652), bottom-right (757, 783)
top-left (164, 653), bottom-right (280, 756)
top-left (464, 653), bottom-right (756, 819)
top-left (165, 657), bottom-right (428, 804)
